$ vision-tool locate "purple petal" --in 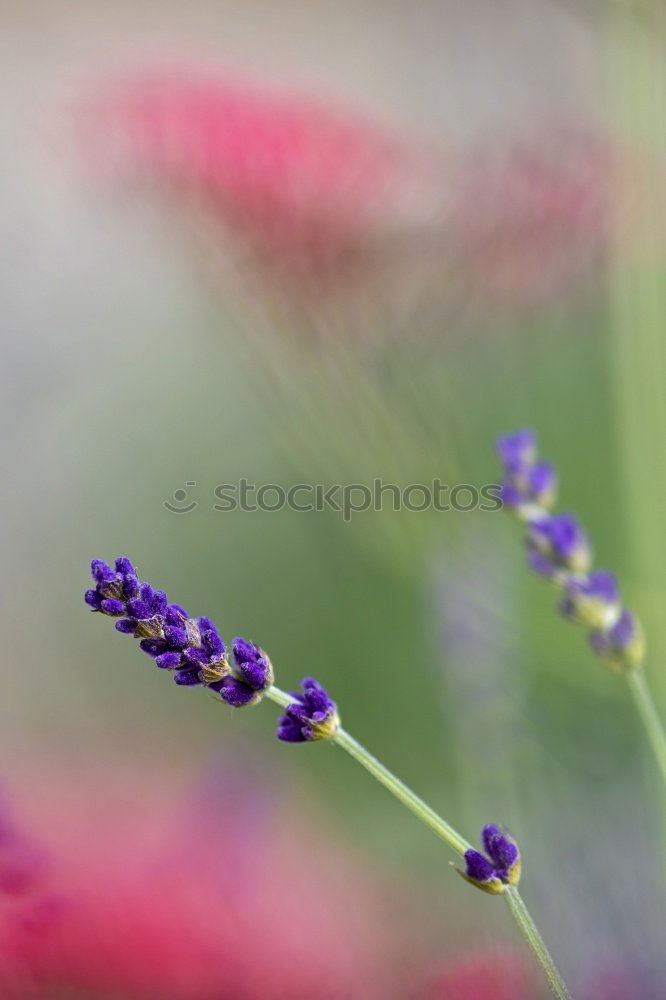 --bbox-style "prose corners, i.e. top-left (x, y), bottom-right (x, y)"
top-left (139, 638), bottom-right (168, 658)
top-left (610, 609), bottom-right (638, 648)
top-left (482, 825), bottom-right (519, 872)
top-left (174, 669), bottom-right (202, 687)
top-left (496, 429), bottom-right (537, 473)
top-left (84, 589), bottom-right (102, 610)
top-left (182, 646), bottom-right (208, 665)
top-left (115, 619), bottom-right (137, 634)
top-left (217, 678), bottom-right (258, 707)
top-left (277, 721), bottom-right (306, 743)
top-left (464, 849), bottom-right (497, 883)
top-left (163, 626), bottom-right (189, 650)
top-left (115, 557), bottom-right (136, 576)
top-left (100, 598), bottom-right (125, 616)
top-left (152, 590), bottom-right (168, 615)
top-left (165, 606), bottom-right (187, 627)
top-left (202, 629), bottom-right (225, 659)
top-left (155, 652), bottom-right (183, 670)
top-left (126, 599), bottom-right (154, 621)
top-left (238, 658), bottom-right (271, 691)
top-left (233, 637), bottom-right (261, 665)
top-left (91, 560), bottom-right (115, 584)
